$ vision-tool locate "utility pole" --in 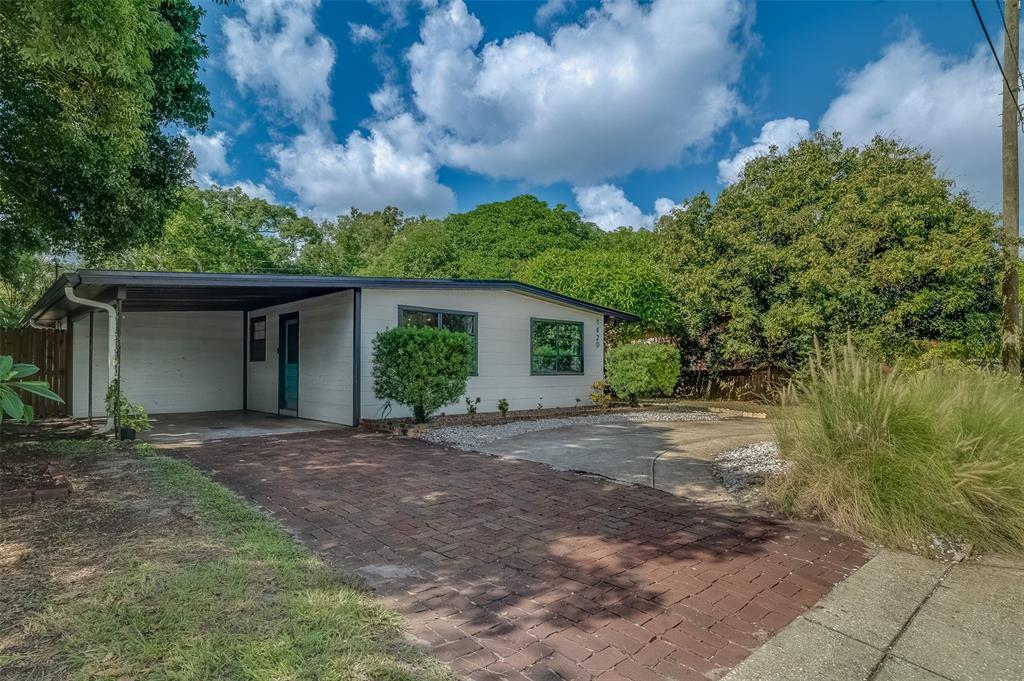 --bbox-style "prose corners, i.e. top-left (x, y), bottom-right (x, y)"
top-left (1002, 0), bottom-right (1021, 376)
